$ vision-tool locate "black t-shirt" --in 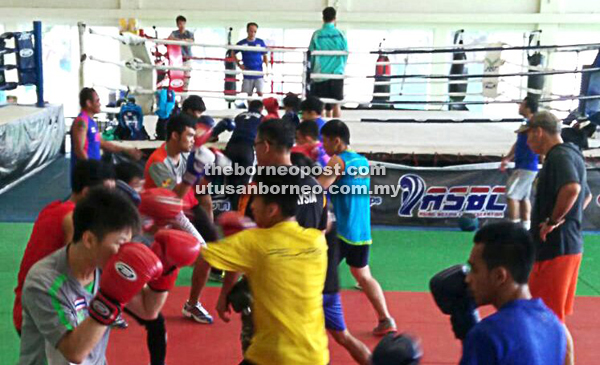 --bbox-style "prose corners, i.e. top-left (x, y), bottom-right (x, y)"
top-left (241, 166), bottom-right (338, 292)
top-left (243, 168), bottom-right (327, 231)
top-left (531, 142), bottom-right (588, 261)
